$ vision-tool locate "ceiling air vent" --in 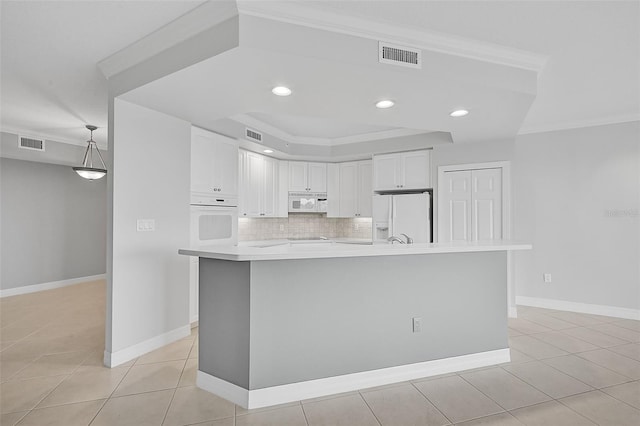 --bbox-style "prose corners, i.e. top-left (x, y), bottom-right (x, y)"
top-left (245, 128), bottom-right (263, 143)
top-left (18, 135), bottom-right (45, 151)
top-left (378, 42), bottom-right (421, 69)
